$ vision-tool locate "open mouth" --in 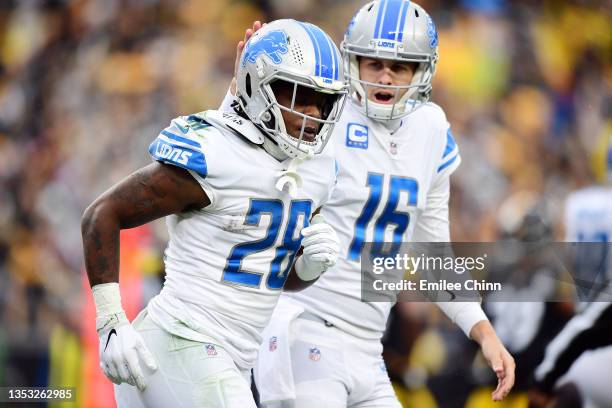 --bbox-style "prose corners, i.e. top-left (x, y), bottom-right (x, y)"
top-left (302, 126), bottom-right (317, 142)
top-left (373, 90), bottom-right (395, 104)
